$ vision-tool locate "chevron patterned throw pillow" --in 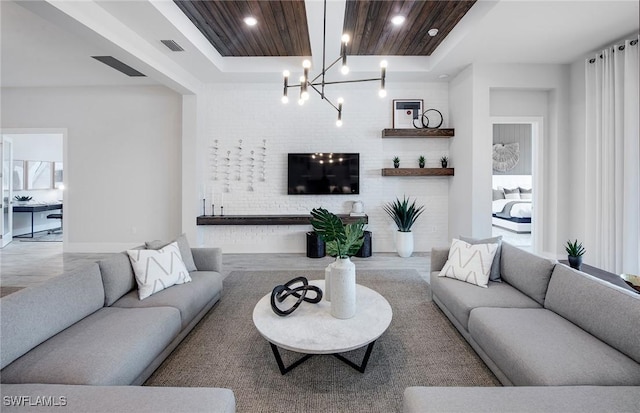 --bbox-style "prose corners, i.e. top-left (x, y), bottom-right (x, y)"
top-left (127, 241), bottom-right (192, 300)
top-left (438, 238), bottom-right (499, 288)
